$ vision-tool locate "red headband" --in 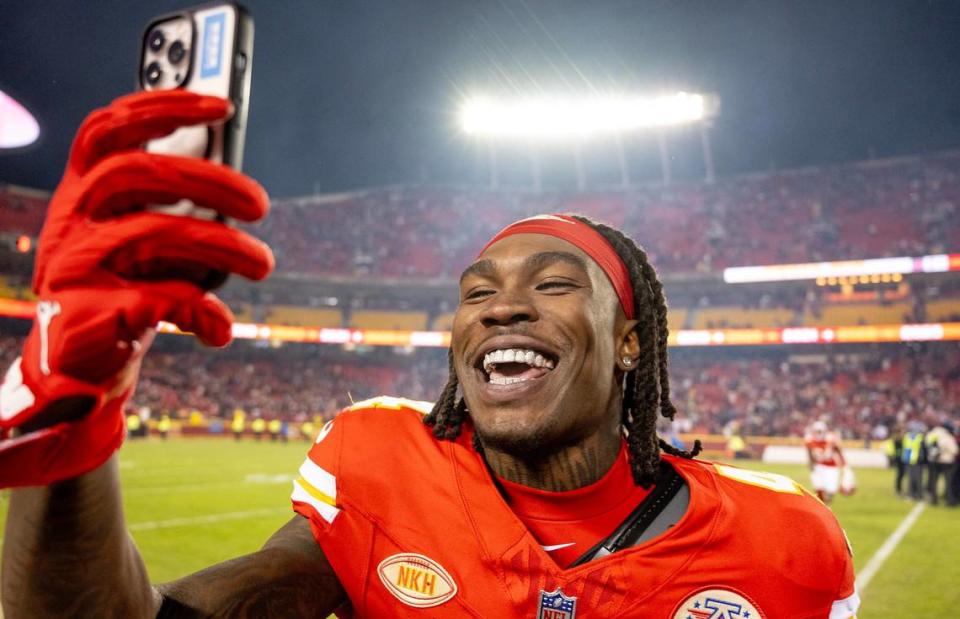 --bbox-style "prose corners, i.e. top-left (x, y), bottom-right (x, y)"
top-left (479, 214), bottom-right (635, 319)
